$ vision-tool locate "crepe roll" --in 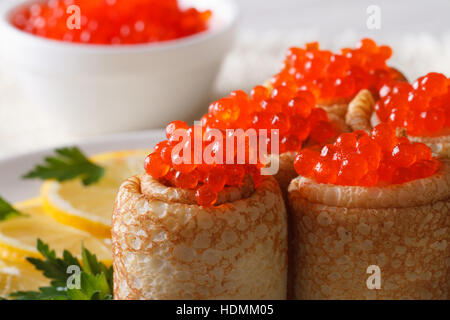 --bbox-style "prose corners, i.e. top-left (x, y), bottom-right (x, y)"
top-left (288, 159), bottom-right (450, 299)
top-left (112, 174), bottom-right (288, 300)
